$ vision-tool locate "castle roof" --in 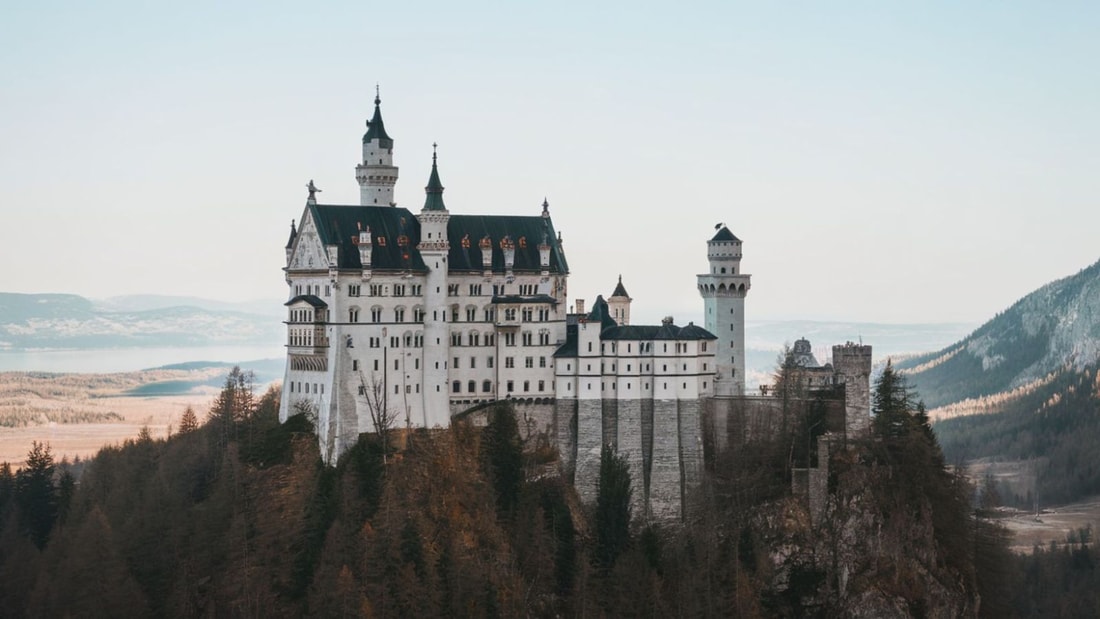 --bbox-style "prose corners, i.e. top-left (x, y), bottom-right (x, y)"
top-left (284, 294), bottom-right (327, 308)
top-left (711, 226), bottom-right (740, 242)
top-left (362, 94), bottom-right (393, 147)
top-left (610, 275), bottom-right (630, 299)
top-left (303, 203), bottom-right (568, 275)
top-left (422, 148), bottom-right (446, 212)
top-left (601, 322), bottom-right (716, 341)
